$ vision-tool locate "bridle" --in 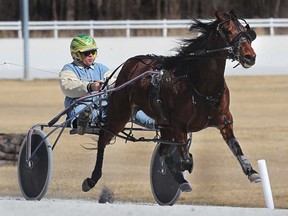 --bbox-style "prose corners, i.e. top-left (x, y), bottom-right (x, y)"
top-left (163, 15), bottom-right (257, 66)
top-left (216, 14), bottom-right (257, 62)
top-left (187, 15), bottom-right (257, 126)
